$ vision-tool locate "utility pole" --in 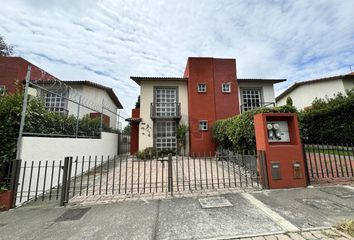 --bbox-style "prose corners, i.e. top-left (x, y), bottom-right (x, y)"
top-left (16, 66), bottom-right (31, 160)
